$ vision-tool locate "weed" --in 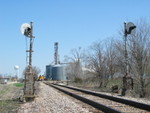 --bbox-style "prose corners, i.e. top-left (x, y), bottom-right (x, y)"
top-left (74, 77), bottom-right (82, 83)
